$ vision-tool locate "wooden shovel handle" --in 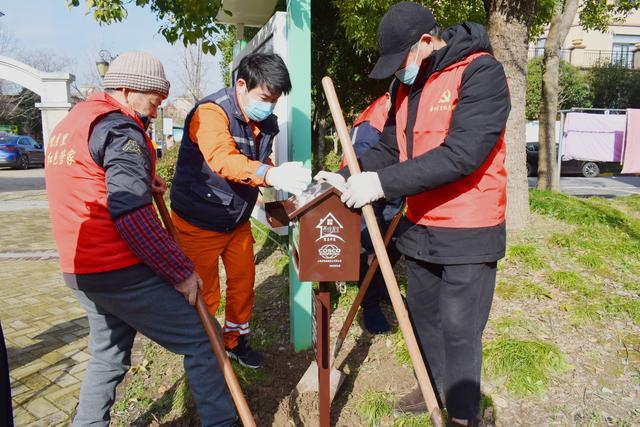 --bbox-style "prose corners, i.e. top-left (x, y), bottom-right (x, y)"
top-left (321, 77), bottom-right (445, 427)
top-left (153, 193), bottom-right (256, 427)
